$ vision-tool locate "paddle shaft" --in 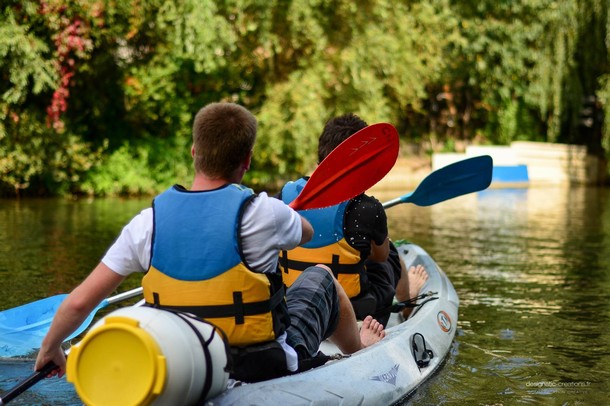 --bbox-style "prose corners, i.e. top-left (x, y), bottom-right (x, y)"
top-left (0, 361), bottom-right (58, 405)
top-left (382, 197), bottom-right (405, 209)
top-left (105, 287), bottom-right (143, 305)
top-left (64, 286), bottom-right (144, 342)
